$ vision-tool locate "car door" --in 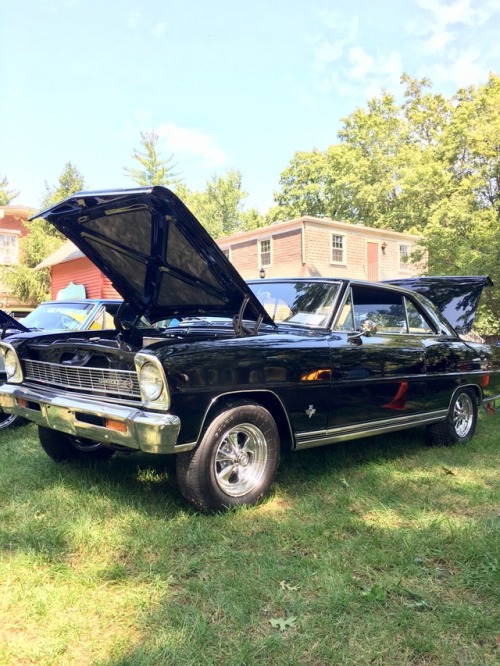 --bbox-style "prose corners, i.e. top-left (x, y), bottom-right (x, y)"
top-left (327, 284), bottom-right (427, 429)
